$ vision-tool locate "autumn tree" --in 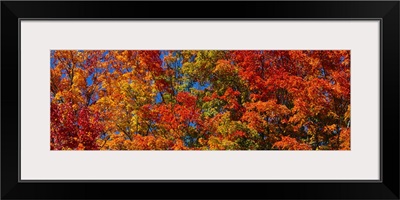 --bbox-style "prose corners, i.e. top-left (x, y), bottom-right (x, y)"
top-left (51, 50), bottom-right (350, 150)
